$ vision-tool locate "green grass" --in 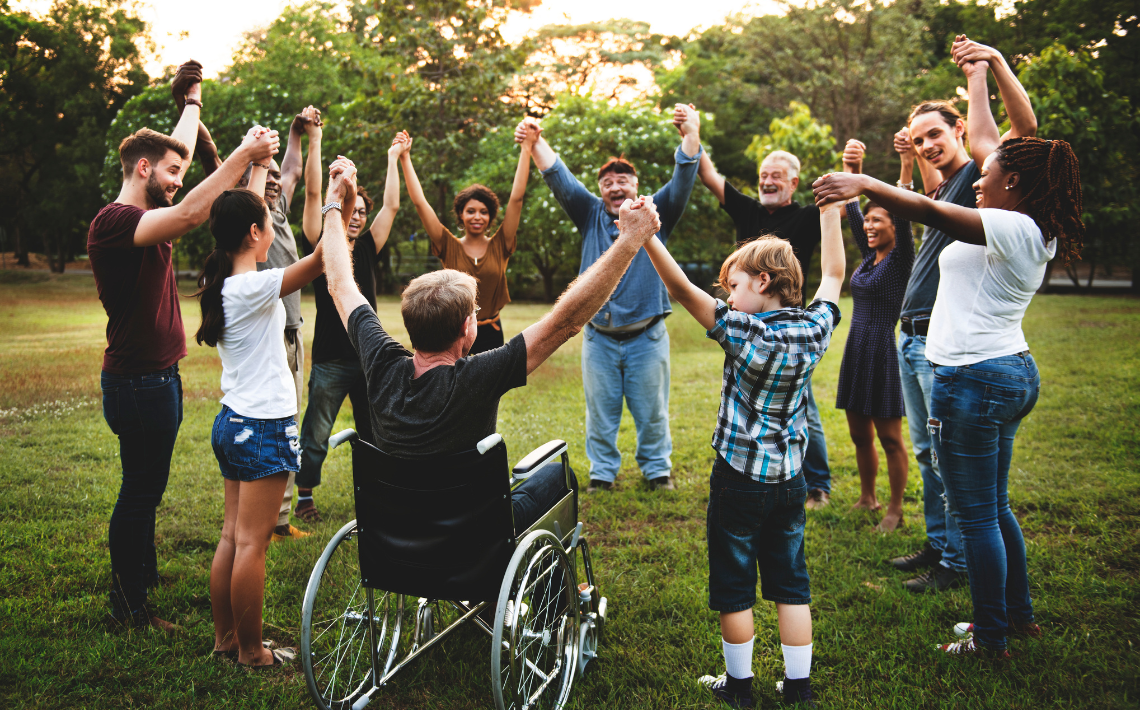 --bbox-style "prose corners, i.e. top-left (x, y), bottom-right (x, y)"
top-left (0, 271), bottom-right (1137, 709)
